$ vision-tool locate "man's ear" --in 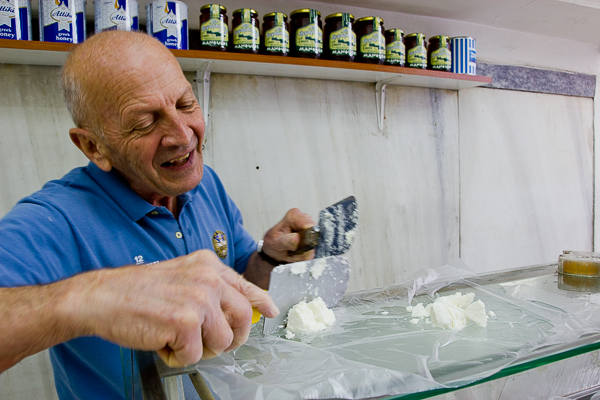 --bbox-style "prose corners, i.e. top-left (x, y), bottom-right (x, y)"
top-left (69, 128), bottom-right (113, 172)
